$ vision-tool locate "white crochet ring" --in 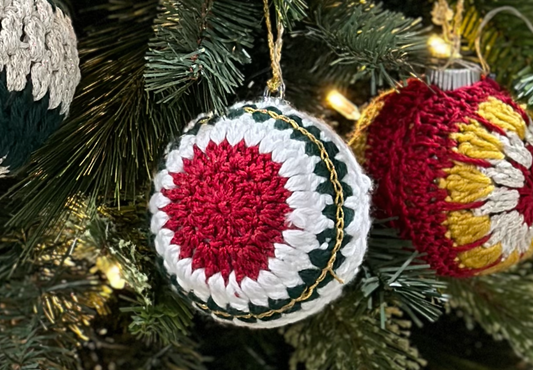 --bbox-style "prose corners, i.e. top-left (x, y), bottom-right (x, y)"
top-left (150, 100), bottom-right (372, 328)
top-left (0, 0), bottom-right (81, 114)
